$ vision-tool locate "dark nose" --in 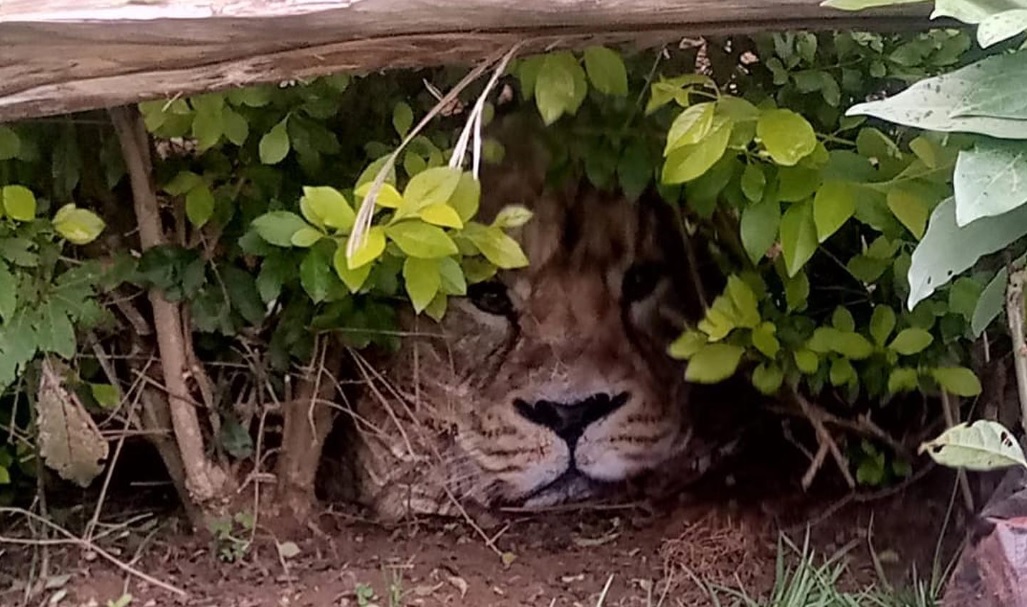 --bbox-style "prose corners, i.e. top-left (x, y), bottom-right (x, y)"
top-left (514, 392), bottom-right (629, 445)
